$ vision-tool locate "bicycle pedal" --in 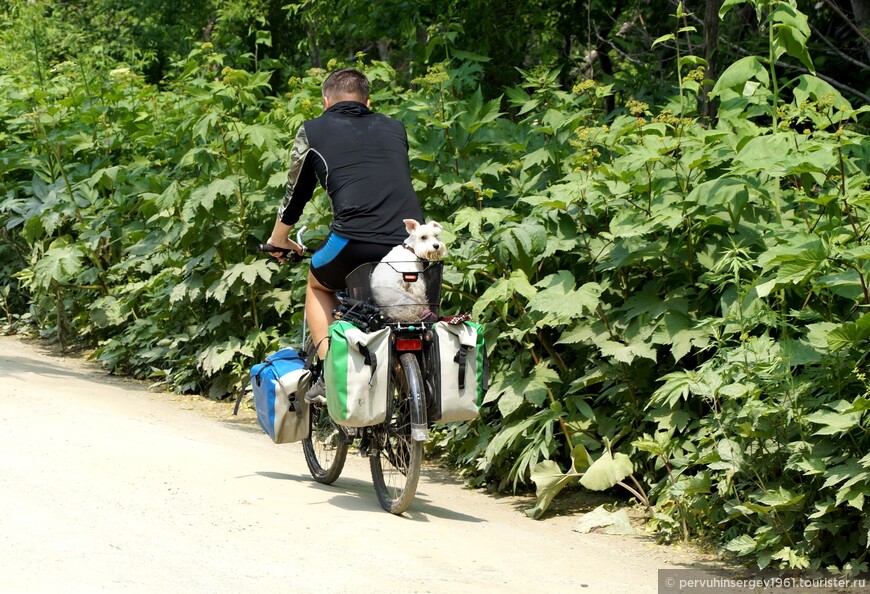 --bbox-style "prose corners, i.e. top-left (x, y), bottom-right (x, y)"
top-left (358, 434), bottom-right (372, 457)
top-left (340, 427), bottom-right (356, 445)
